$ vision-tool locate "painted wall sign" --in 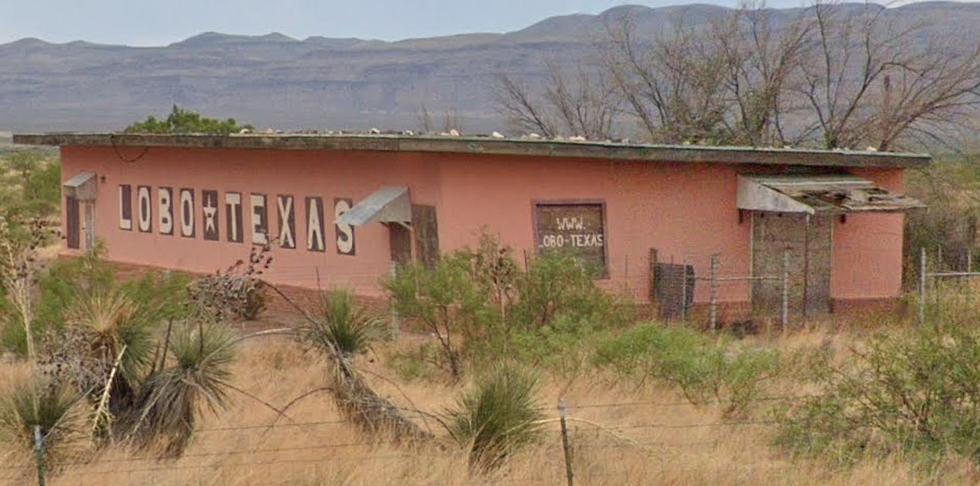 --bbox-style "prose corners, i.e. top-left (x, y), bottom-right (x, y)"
top-left (250, 193), bottom-right (268, 246)
top-left (202, 190), bottom-right (220, 241)
top-left (306, 197), bottom-right (325, 252)
top-left (117, 184), bottom-right (363, 256)
top-left (225, 192), bottom-right (244, 243)
top-left (158, 187), bottom-right (174, 235)
top-left (276, 195), bottom-right (296, 249)
top-left (137, 186), bottom-right (152, 233)
top-left (119, 185), bottom-right (132, 231)
top-left (334, 198), bottom-right (355, 256)
top-left (534, 202), bottom-right (606, 271)
top-left (179, 188), bottom-right (195, 238)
